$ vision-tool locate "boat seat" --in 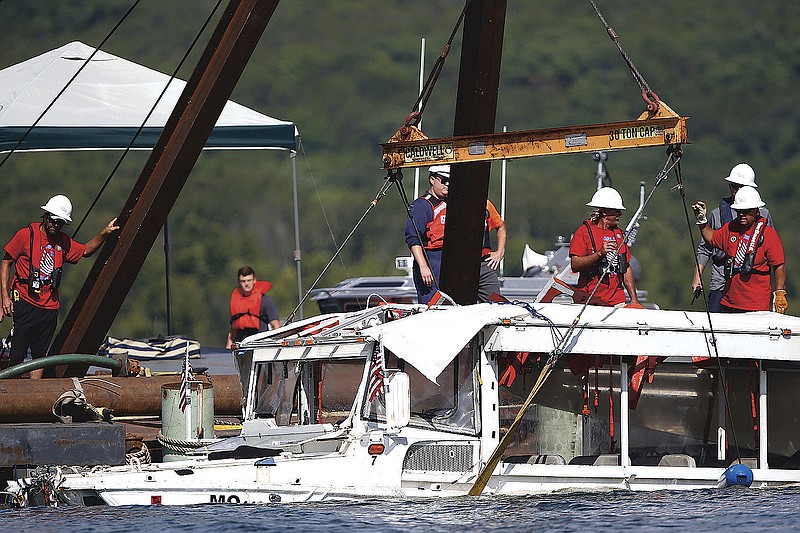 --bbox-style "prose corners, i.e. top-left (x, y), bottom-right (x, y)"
top-left (592, 454), bottom-right (620, 466)
top-left (504, 454), bottom-right (566, 465)
top-left (567, 454), bottom-right (620, 466)
top-left (657, 454), bottom-right (696, 467)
